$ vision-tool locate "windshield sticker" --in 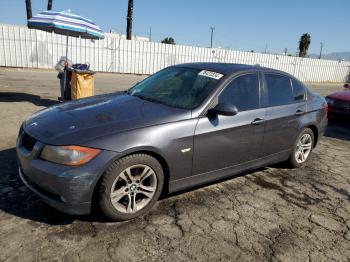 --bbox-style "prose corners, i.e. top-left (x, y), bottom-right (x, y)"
top-left (198, 70), bottom-right (224, 80)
